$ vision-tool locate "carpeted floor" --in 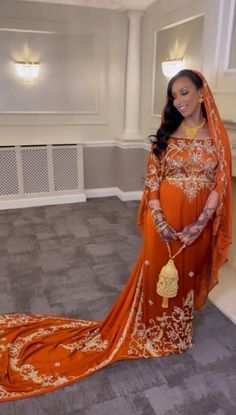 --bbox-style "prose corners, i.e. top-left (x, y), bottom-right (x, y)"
top-left (0, 197), bottom-right (235, 415)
